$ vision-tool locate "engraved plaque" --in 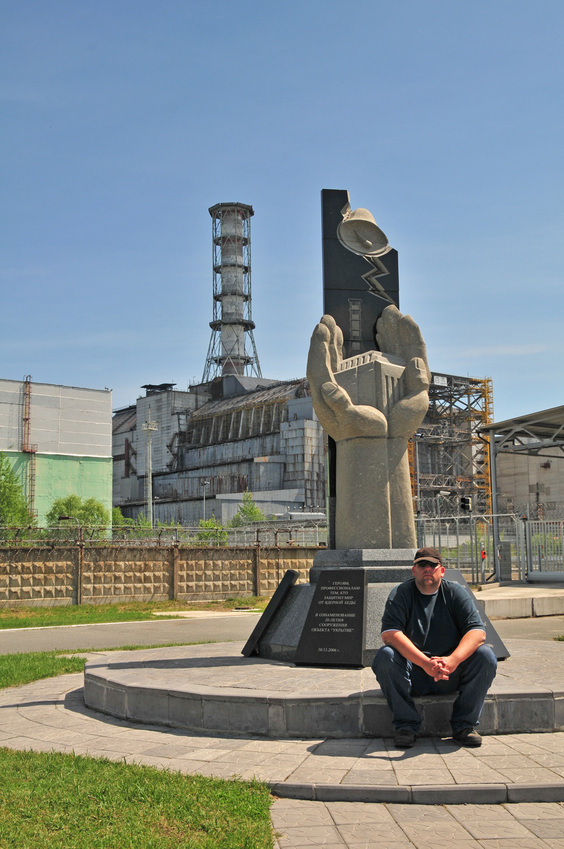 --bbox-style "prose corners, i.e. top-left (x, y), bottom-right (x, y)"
top-left (295, 569), bottom-right (366, 666)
